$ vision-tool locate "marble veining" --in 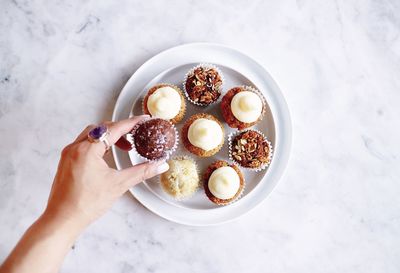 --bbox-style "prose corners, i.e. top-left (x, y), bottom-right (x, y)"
top-left (1, 0), bottom-right (400, 272)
